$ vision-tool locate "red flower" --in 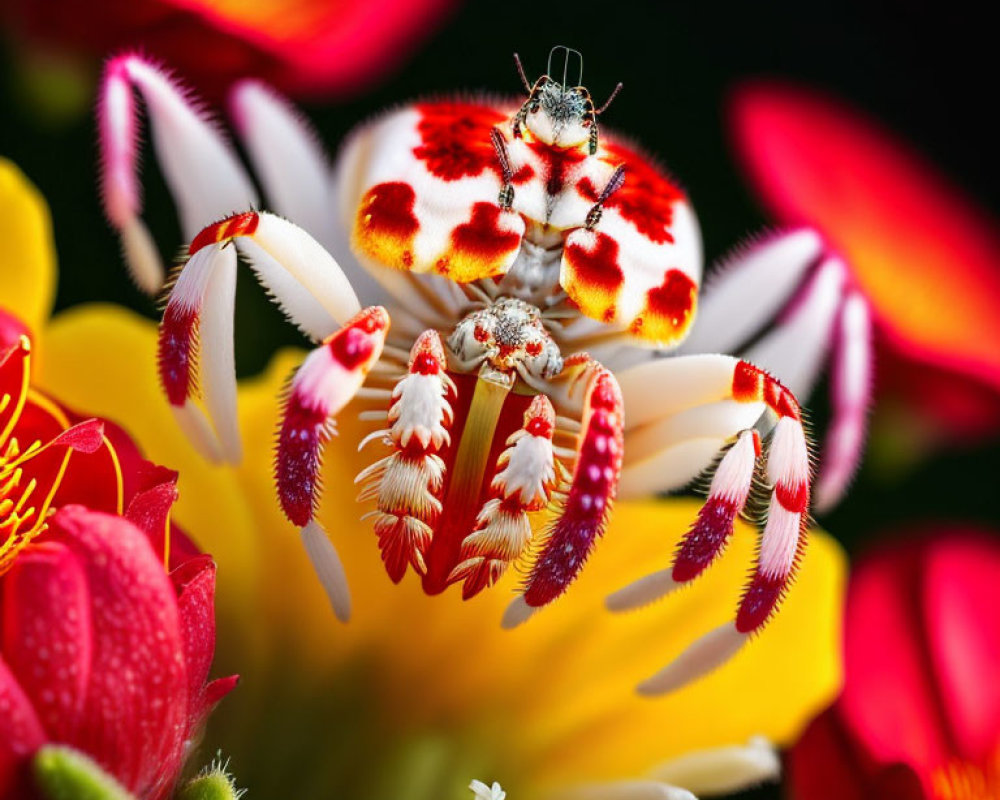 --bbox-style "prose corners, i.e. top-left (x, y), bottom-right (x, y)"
top-left (788, 532), bottom-right (1000, 799)
top-left (730, 82), bottom-right (1000, 441)
top-left (1, 0), bottom-right (455, 99)
top-left (0, 330), bottom-right (236, 798)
